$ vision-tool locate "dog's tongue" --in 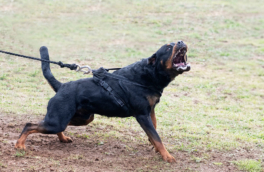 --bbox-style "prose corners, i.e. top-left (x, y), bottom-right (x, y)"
top-left (175, 63), bottom-right (185, 67)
